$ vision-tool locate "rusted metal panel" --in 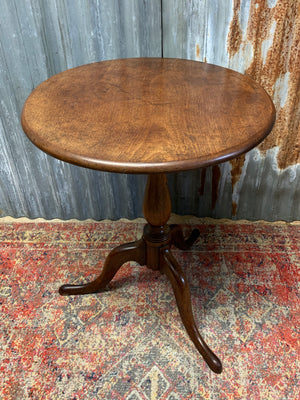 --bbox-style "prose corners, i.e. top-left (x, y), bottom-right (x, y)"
top-left (163, 0), bottom-right (300, 221)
